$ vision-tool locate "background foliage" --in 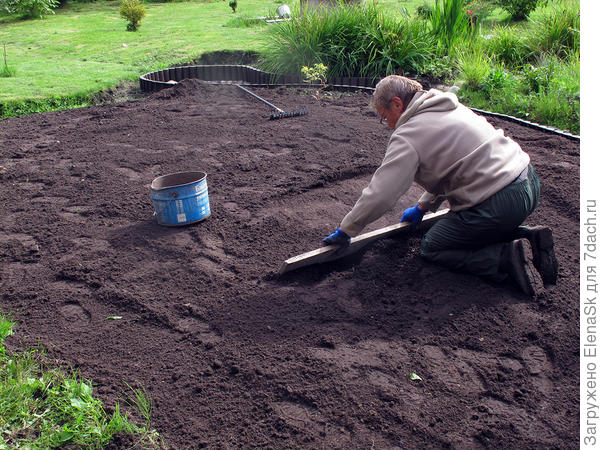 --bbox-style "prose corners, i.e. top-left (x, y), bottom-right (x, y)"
top-left (0, 0), bottom-right (581, 133)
